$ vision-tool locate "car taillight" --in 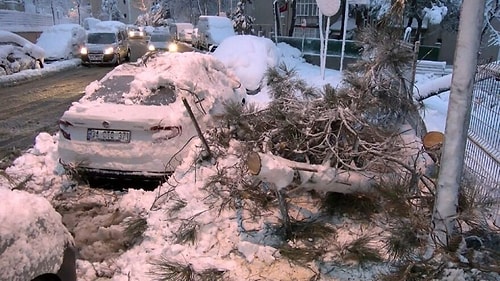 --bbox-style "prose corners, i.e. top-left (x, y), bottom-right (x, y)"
top-left (59, 120), bottom-right (73, 140)
top-left (150, 125), bottom-right (182, 143)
